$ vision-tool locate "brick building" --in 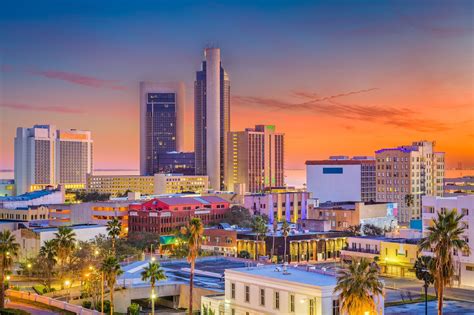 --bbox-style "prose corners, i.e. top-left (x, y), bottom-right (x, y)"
top-left (128, 196), bottom-right (230, 234)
